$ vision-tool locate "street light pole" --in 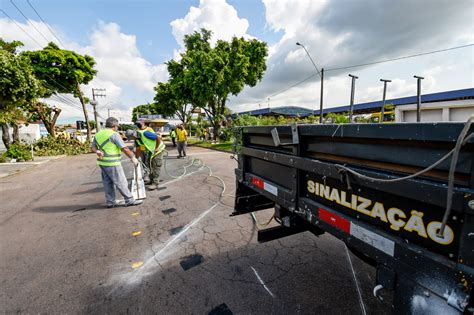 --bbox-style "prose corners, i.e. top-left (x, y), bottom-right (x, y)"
top-left (296, 42), bottom-right (323, 123)
top-left (348, 74), bottom-right (359, 123)
top-left (380, 79), bottom-right (391, 123)
top-left (414, 75), bottom-right (424, 122)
